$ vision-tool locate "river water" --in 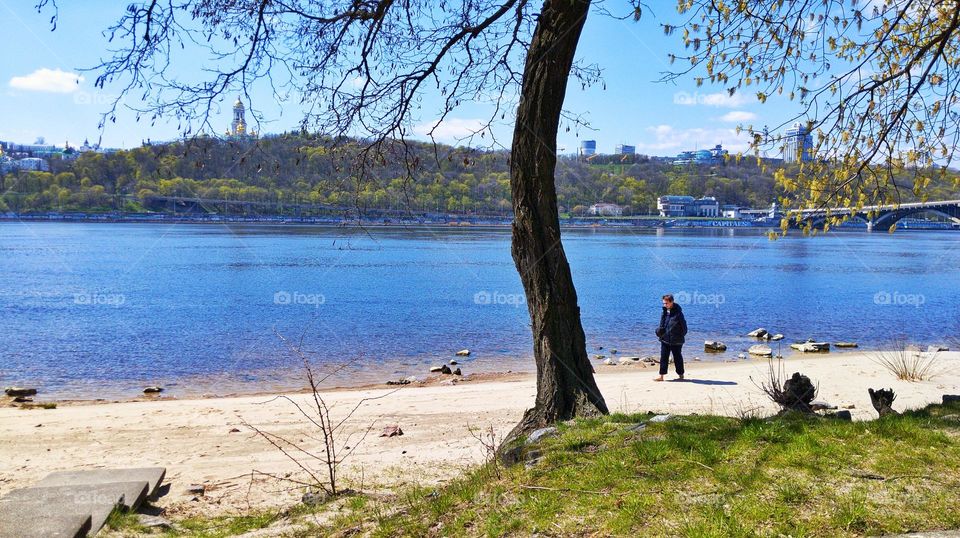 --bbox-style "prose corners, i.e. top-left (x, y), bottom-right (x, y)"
top-left (1, 222), bottom-right (957, 399)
